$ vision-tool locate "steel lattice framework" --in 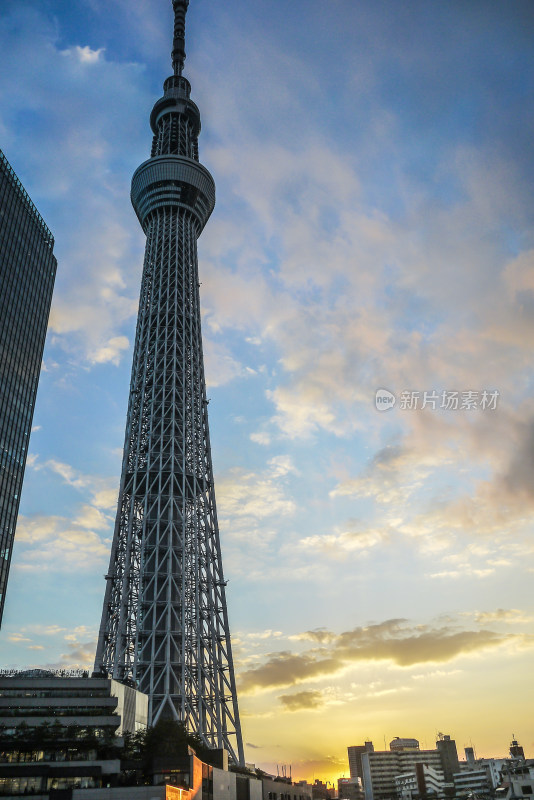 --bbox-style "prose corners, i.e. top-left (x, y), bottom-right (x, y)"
top-left (94, 0), bottom-right (244, 765)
